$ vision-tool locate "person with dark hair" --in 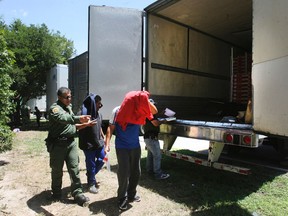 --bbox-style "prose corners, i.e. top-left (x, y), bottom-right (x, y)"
top-left (45, 87), bottom-right (95, 206)
top-left (78, 93), bottom-right (109, 194)
top-left (35, 106), bottom-right (41, 127)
